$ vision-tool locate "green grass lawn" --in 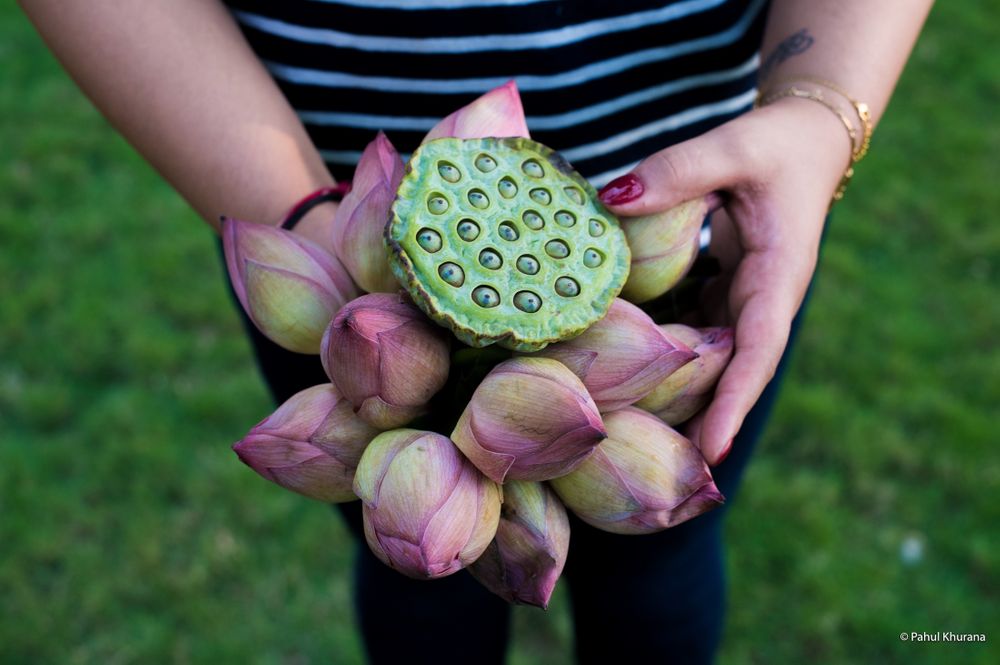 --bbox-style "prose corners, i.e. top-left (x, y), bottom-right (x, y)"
top-left (1, 3), bottom-right (997, 664)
